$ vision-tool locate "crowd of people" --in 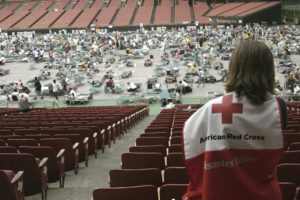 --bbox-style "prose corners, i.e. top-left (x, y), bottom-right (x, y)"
top-left (0, 23), bottom-right (299, 110)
